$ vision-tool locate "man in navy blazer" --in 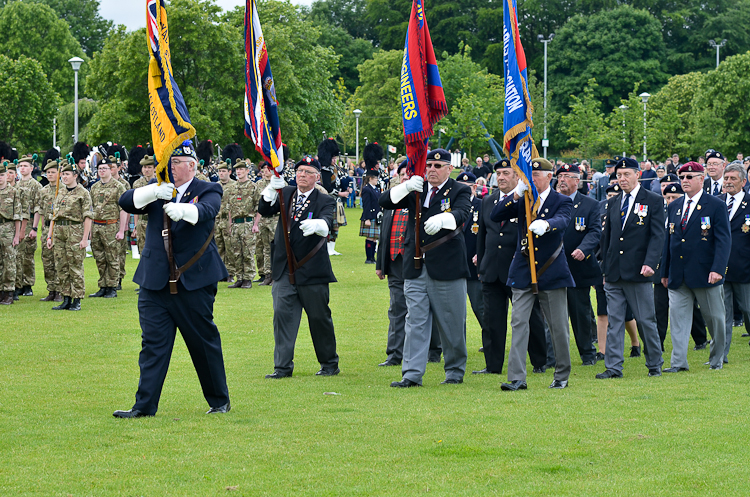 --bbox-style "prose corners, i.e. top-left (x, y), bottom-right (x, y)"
top-left (661, 162), bottom-right (731, 371)
top-left (491, 157), bottom-right (574, 390)
top-left (114, 140), bottom-right (230, 418)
